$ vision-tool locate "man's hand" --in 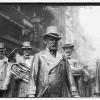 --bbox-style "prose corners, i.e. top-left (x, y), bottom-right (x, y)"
top-left (73, 95), bottom-right (80, 97)
top-left (14, 74), bottom-right (23, 80)
top-left (2, 85), bottom-right (7, 90)
top-left (18, 74), bottom-right (23, 79)
top-left (93, 93), bottom-right (99, 97)
top-left (28, 94), bottom-right (35, 97)
top-left (93, 94), bottom-right (99, 97)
